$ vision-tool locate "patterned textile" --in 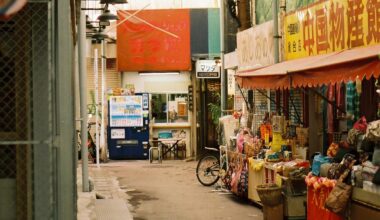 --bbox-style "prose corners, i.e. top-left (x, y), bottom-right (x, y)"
top-left (346, 82), bottom-right (360, 129)
top-left (327, 84), bottom-right (335, 133)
